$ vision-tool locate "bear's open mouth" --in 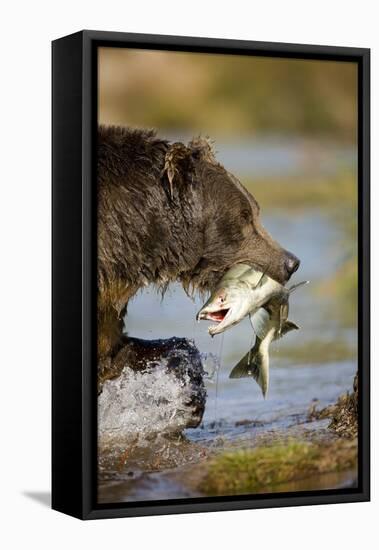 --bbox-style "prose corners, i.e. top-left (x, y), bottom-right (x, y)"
top-left (204, 309), bottom-right (230, 323)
